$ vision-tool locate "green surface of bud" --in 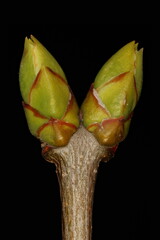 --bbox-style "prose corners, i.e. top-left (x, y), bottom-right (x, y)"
top-left (81, 41), bottom-right (143, 146)
top-left (19, 35), bottom-right (79, 147)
